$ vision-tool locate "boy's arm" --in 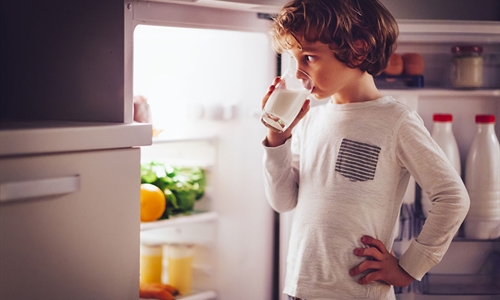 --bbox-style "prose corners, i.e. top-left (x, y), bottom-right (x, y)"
top-left (395, 111), bottom-right (470, 280)
top-left (261, 77), bottom-right (310, 213)
top-left (262, 136), bottom-right (300, 213)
